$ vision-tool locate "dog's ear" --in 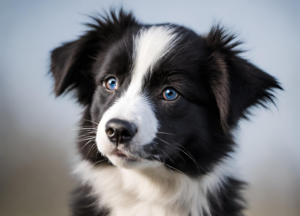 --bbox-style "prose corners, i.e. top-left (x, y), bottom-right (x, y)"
top-left (204, 25), bottom-right (282, 130)
top-left (51, 33), bottom-right (98, 105)
top-left (50, 9), bottom-right (138, 105)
